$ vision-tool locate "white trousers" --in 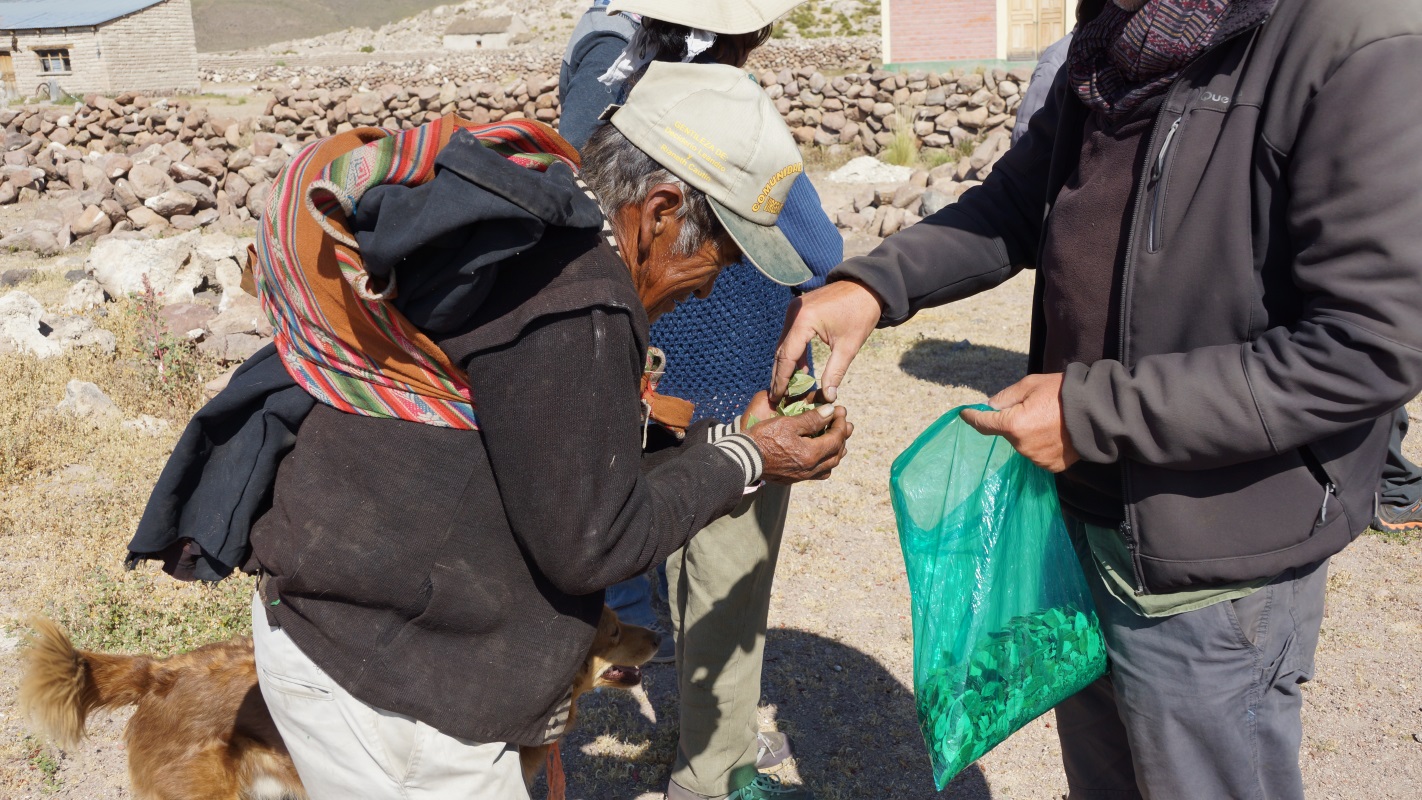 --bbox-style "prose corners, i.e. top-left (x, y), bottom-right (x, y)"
top-left (251, 594), bottom-right (531, 799)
